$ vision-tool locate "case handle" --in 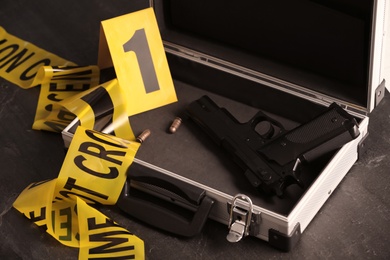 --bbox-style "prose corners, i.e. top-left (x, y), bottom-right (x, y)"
top-left (117, 162), bottom-right (215, 237)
